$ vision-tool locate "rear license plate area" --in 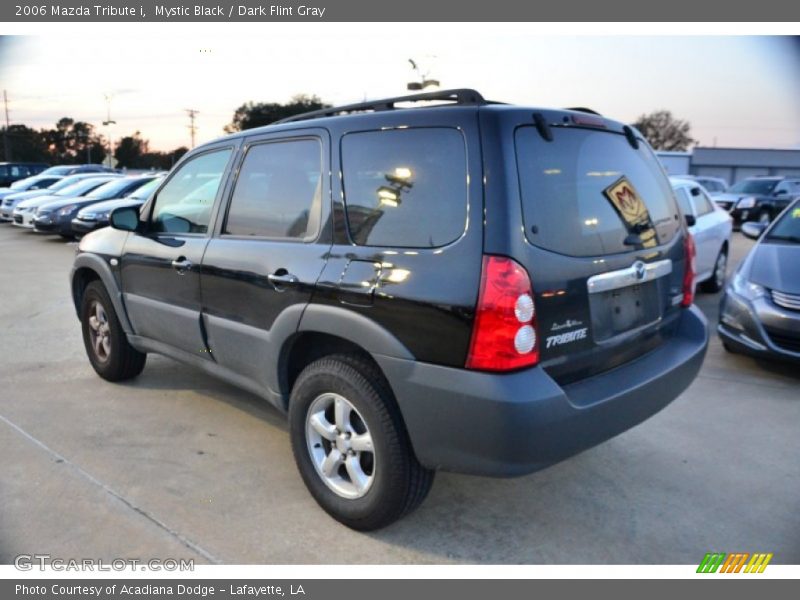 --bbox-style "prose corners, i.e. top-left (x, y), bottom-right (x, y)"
top-left (590, 281), bottom-right (661, 342)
